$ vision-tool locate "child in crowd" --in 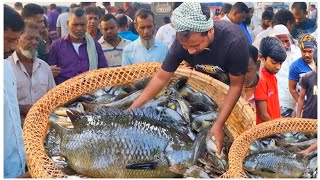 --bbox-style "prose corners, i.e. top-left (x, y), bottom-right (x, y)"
top-left (242, 45), bottom-right (260, 107)
top-left (254, 37), bottom-right (287, 125)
